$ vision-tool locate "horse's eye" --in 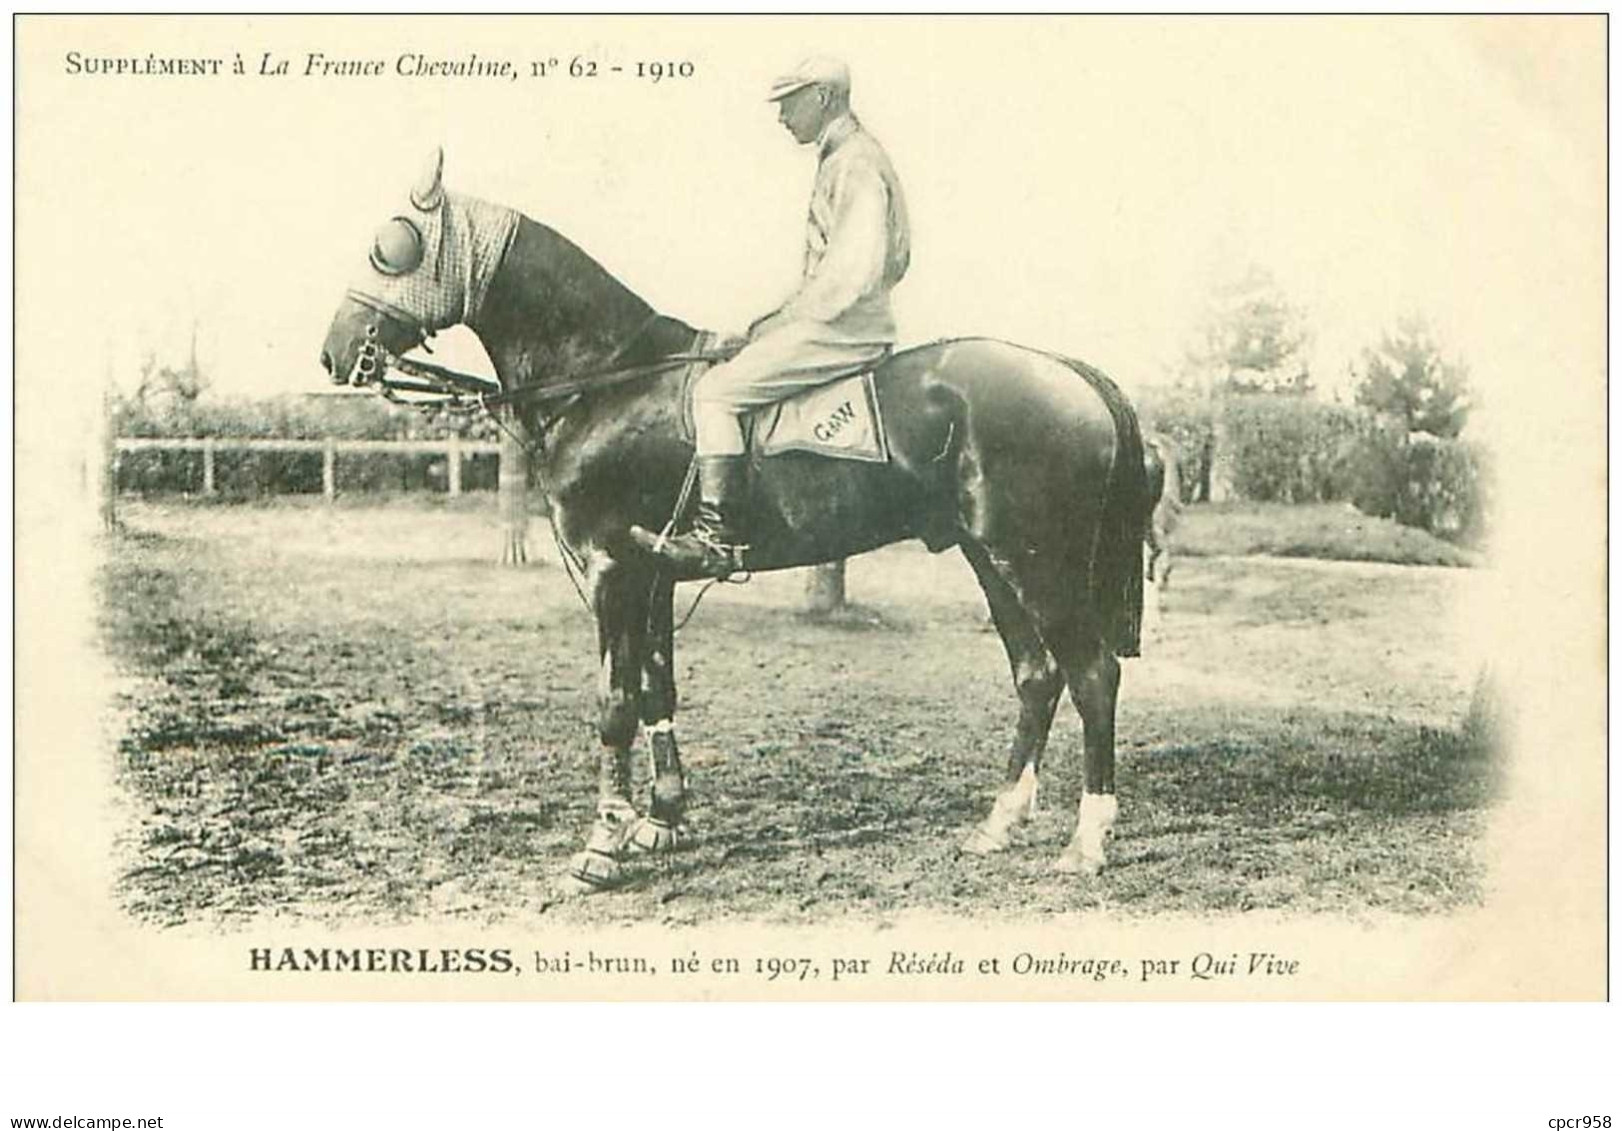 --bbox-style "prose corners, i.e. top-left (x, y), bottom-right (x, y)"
top-left (369, 216), bottom-right (424, 276)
